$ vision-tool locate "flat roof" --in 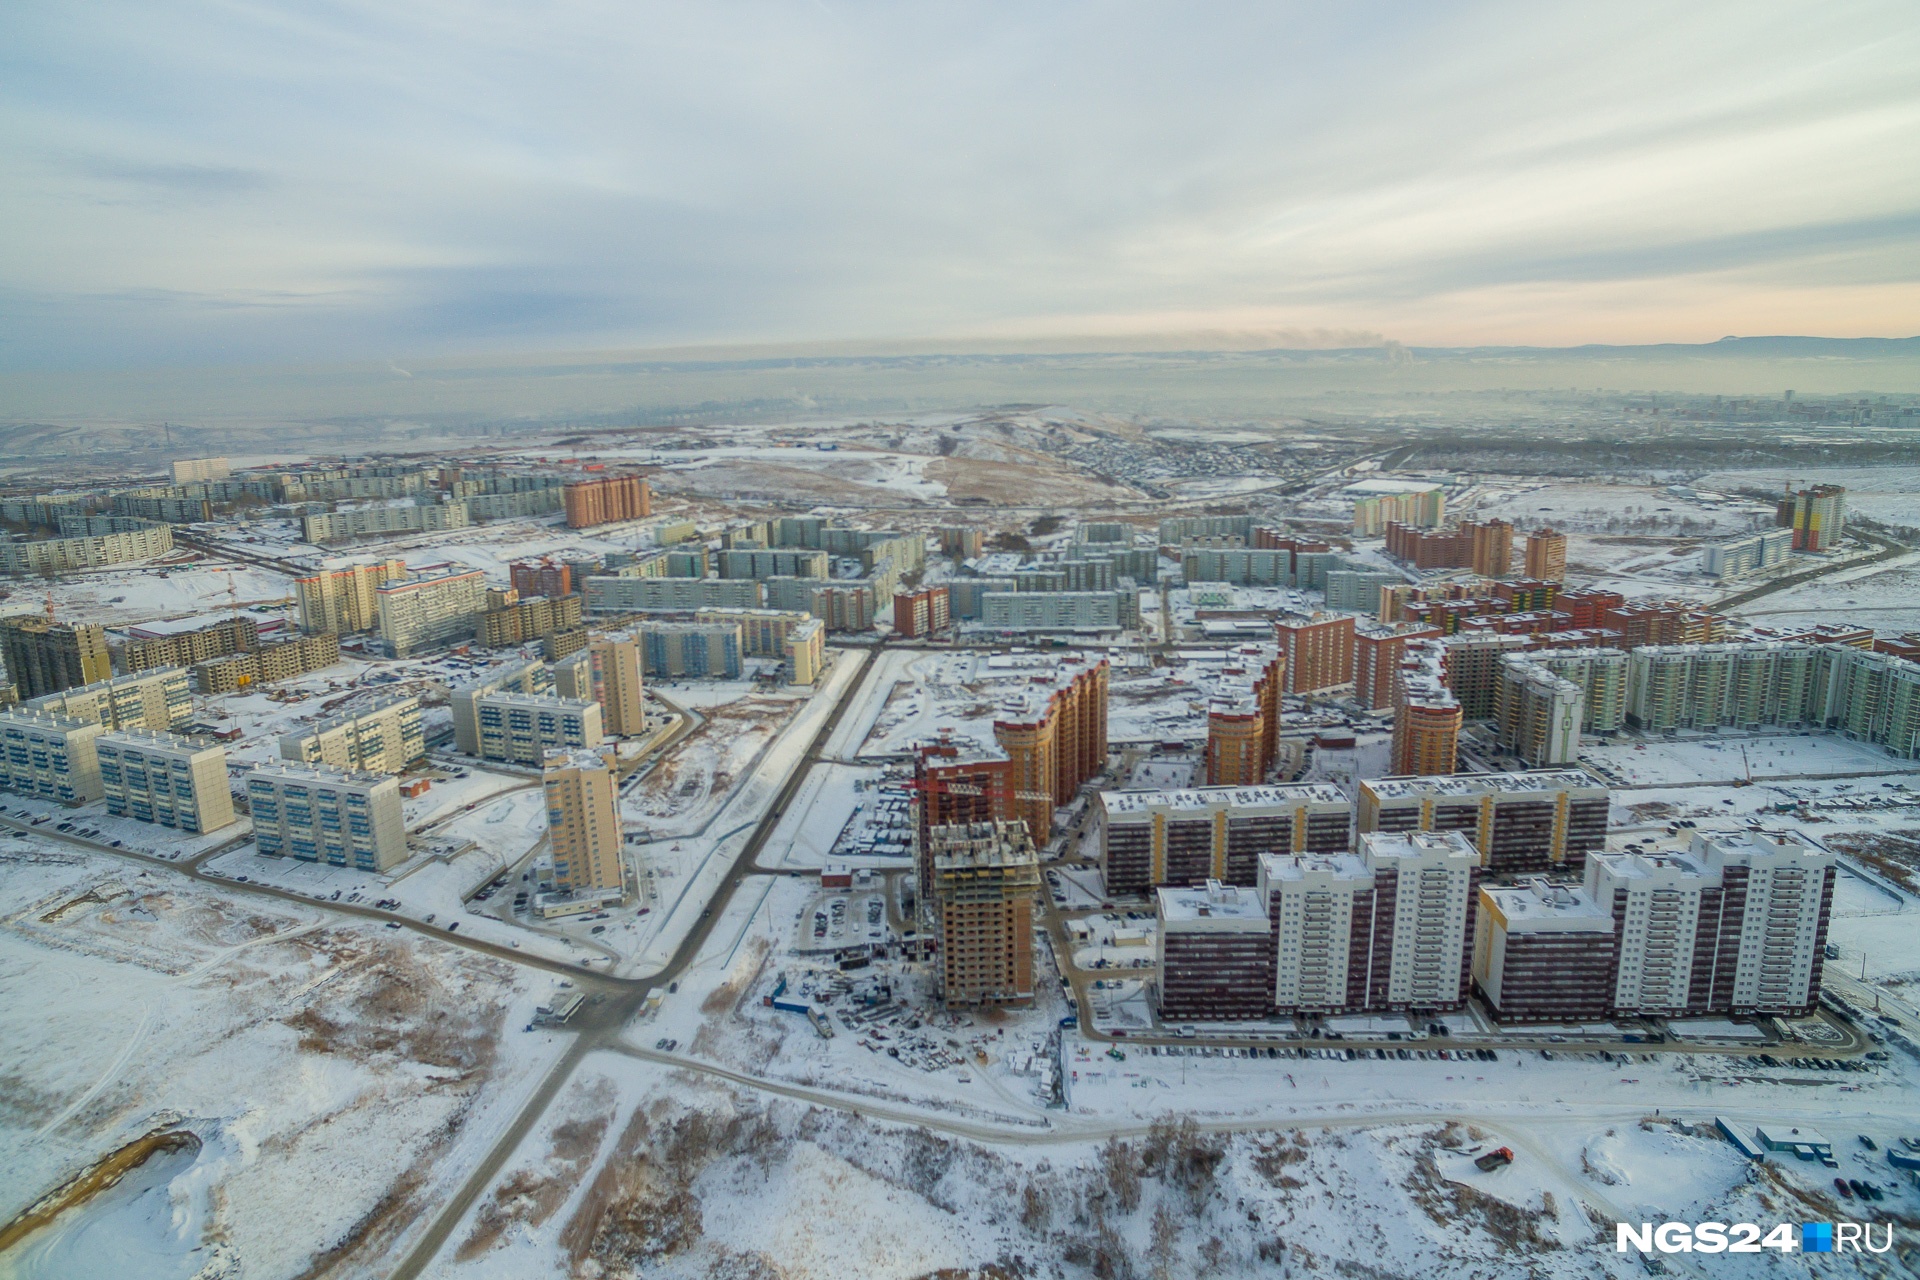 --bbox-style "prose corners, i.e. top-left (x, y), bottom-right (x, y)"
top-left (1483, 880), bottom-right (1612, 930)
top-left (1260, 851), bottom-right (1371, 883)
top-left (1362, 768), bottom-right (1604, 800)
top-left (1157, 882), bottom-right (1270, 928)
top-left (1100, 782), bottom-right (1351, 815)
